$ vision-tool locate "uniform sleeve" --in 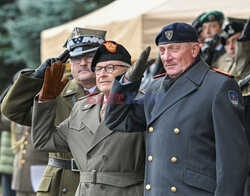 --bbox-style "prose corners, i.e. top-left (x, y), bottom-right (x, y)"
top-left (105, 75), bottom-right (147, 132)
top-left (212, 78), bottom-right (249, 196)
top-left (32, 98), bottom-right (70, 152)
top-left (1, 71), bottom-right (43, 126)
top-left (0, 114), bottom-right (10, 132)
